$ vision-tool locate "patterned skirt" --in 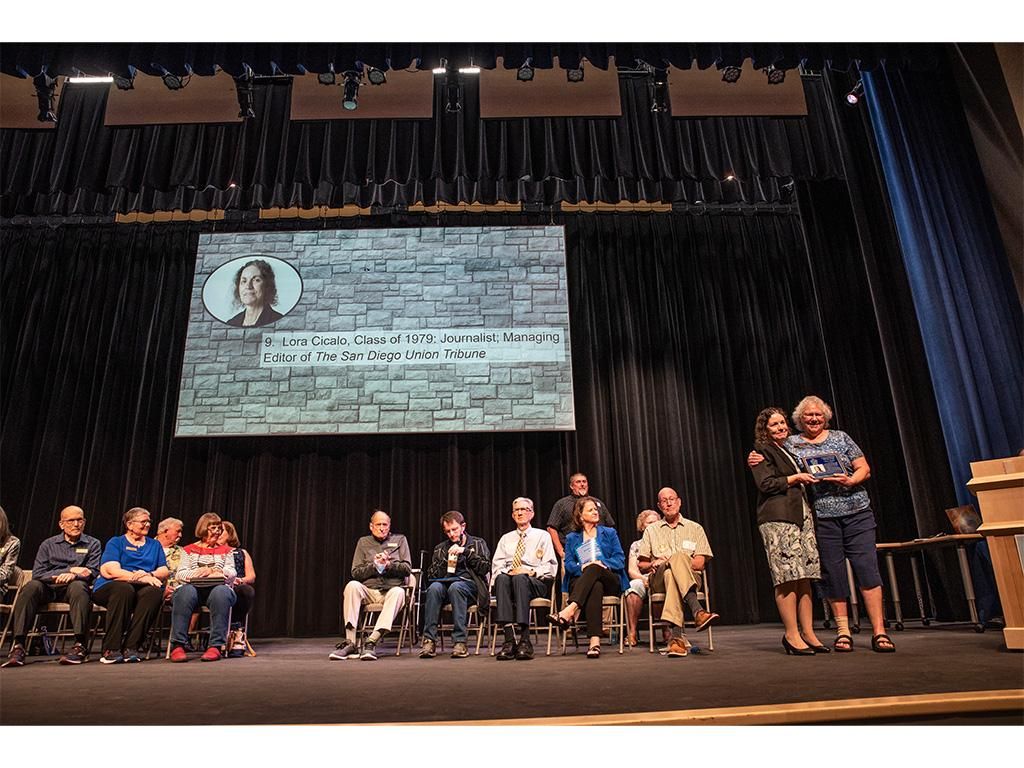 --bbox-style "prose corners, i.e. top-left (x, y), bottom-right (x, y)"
top-left (759, 502), bottom-right (821, 586)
